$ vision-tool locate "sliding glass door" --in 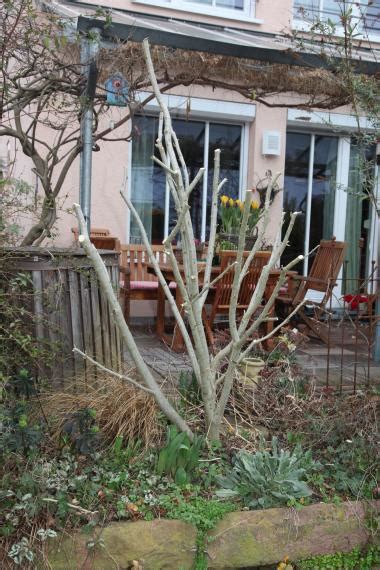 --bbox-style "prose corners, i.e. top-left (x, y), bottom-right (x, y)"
top-left (130, 116), bottom-right (242, 244)
top-left (283, 132), bottom-right (338, 273)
